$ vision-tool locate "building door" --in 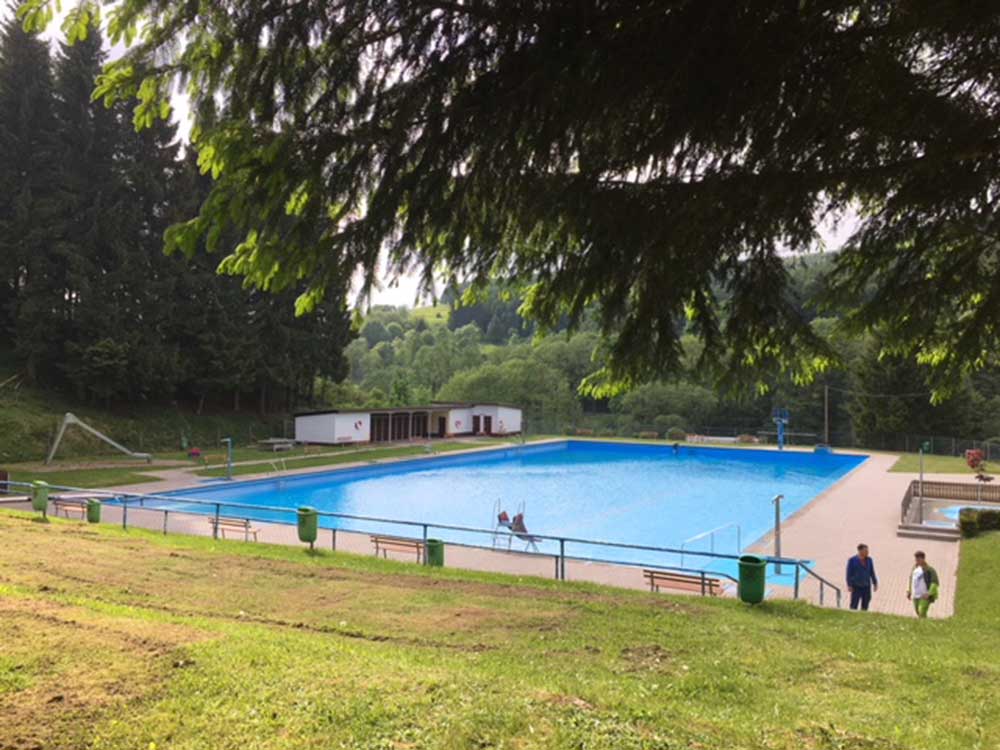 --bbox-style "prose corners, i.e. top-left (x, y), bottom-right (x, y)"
top-left (437, 416), bottom-right (446, 437)
top-left (371, 414), bottom-right (390, 442)
top-left (472, 415), bottom-right (481, 435)
top-left (483, 416), bottom-right (493, 434)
